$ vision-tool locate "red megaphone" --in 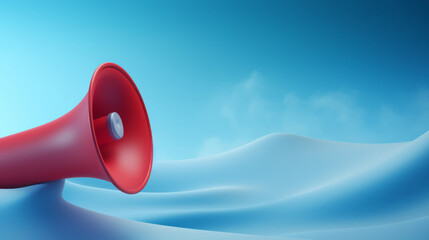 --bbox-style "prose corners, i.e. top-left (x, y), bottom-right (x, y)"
top-left (0, 63), bottom-right (153, 194)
